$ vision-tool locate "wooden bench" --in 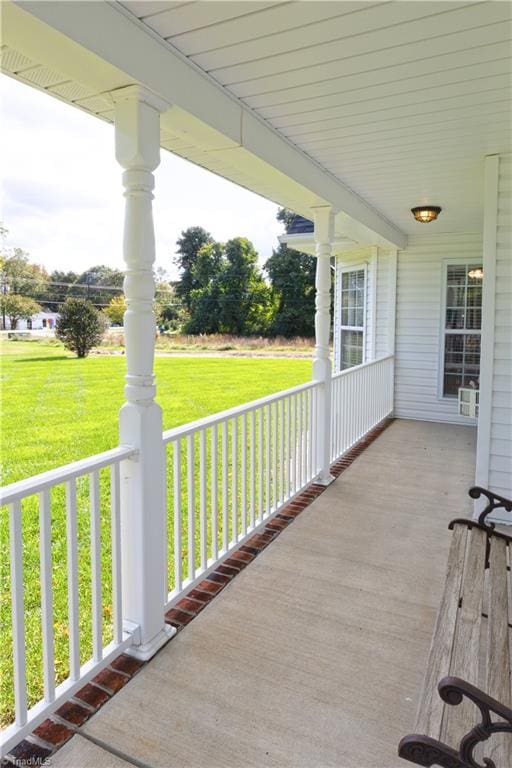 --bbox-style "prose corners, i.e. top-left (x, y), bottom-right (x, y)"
top-left (398, 487), bottom-right (512, 768)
